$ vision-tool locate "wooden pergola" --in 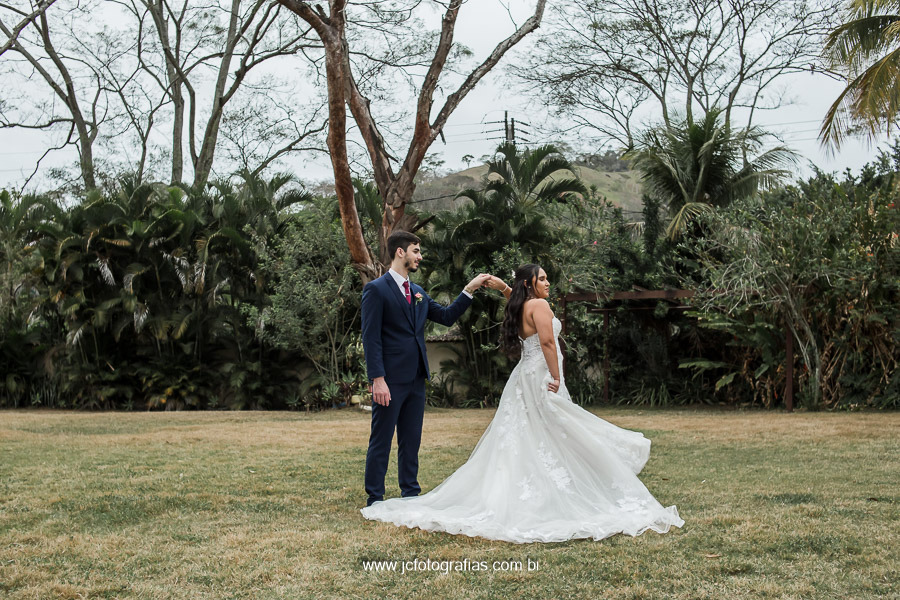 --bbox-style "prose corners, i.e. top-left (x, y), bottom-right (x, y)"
top-left (559, 287), bottom-right (796, 412)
